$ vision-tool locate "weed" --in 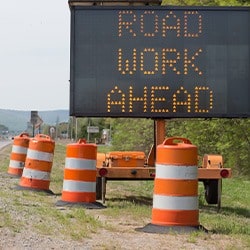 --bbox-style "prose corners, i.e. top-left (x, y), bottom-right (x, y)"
top-left (187, 231), bottom-right (198, 243)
